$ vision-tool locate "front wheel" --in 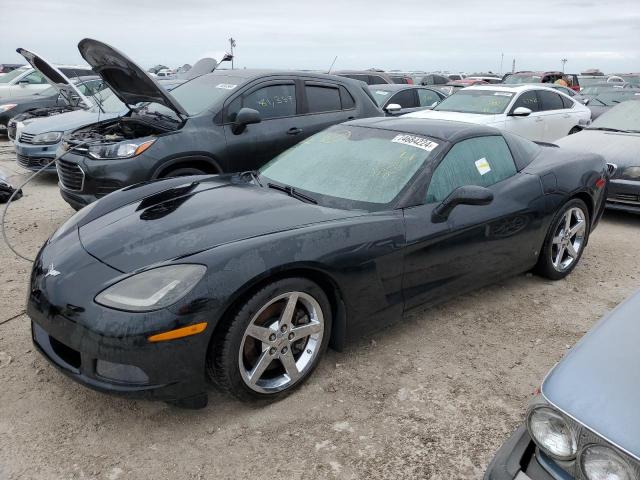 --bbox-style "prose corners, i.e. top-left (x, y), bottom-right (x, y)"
top-left (207, 278), bottom-right (332, 401)
top-left (534, 199), bottom-right (590, 280)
